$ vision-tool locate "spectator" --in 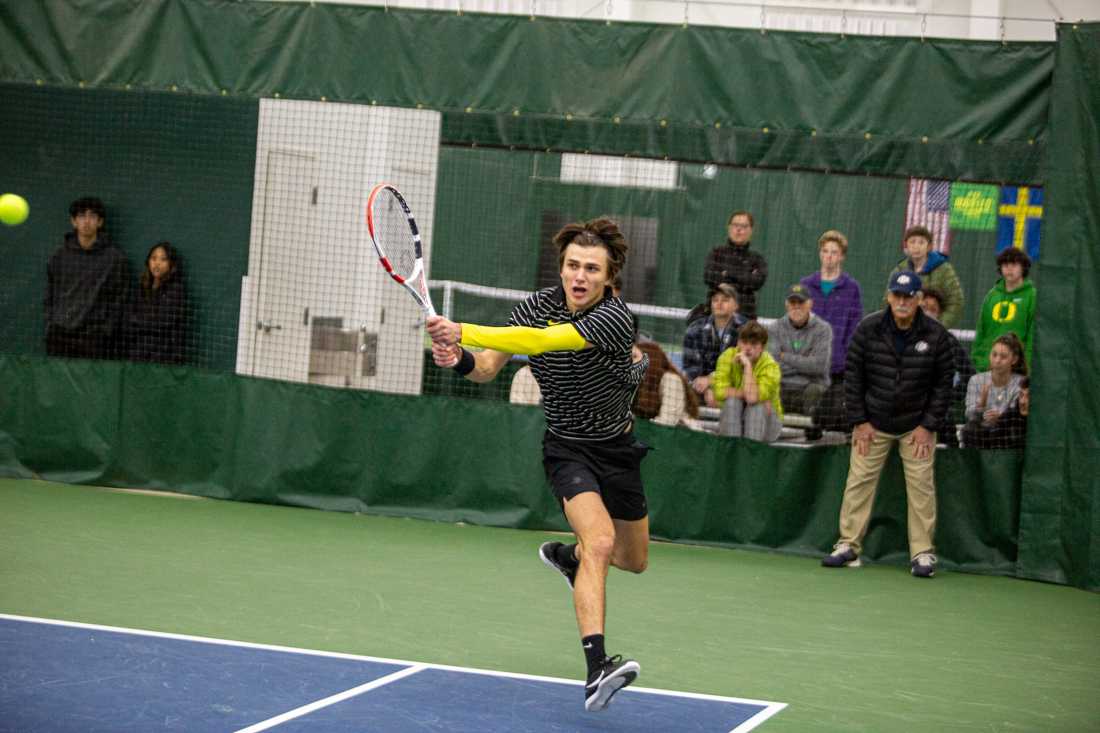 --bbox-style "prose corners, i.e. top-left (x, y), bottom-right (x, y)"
top-left (702, 210), bottom-right (768, 320)
top-left (767, 284), bottom-right (832, 440)
top-left (712, 322), bottom-right (783, 442)
top-left (822, 271), bottom-right (954, 578)
top-left (128, 241), bottom-right (189, 365)
top-left (633, 341), bottom-right (702, 430)
top-left (920, 288), bottom-right (975, 447)
top-left (44, 197), bottom-right (130, 360)
top-left (971, 248), bottom-right (1036, 372)
top-left (962, 333), bottom-right (1028, 449)
top-left (888, 225), bottom-right (965, 329)
top-left (682, 284), bottom-right (747, 407)
top-left (800, 230), bottom-right (863, 433)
